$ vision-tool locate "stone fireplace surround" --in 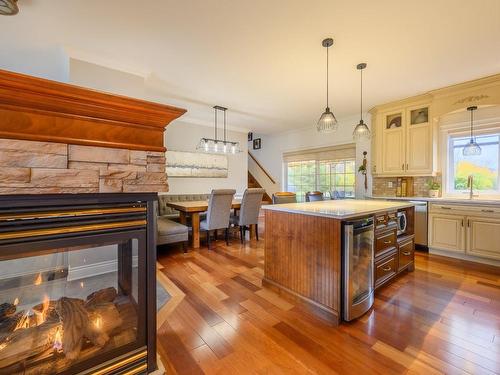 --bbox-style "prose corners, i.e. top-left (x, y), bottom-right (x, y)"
top-left (0, 139), bottom-right (168, 194)
top-left (0, 68), bottom-right (186, 194)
